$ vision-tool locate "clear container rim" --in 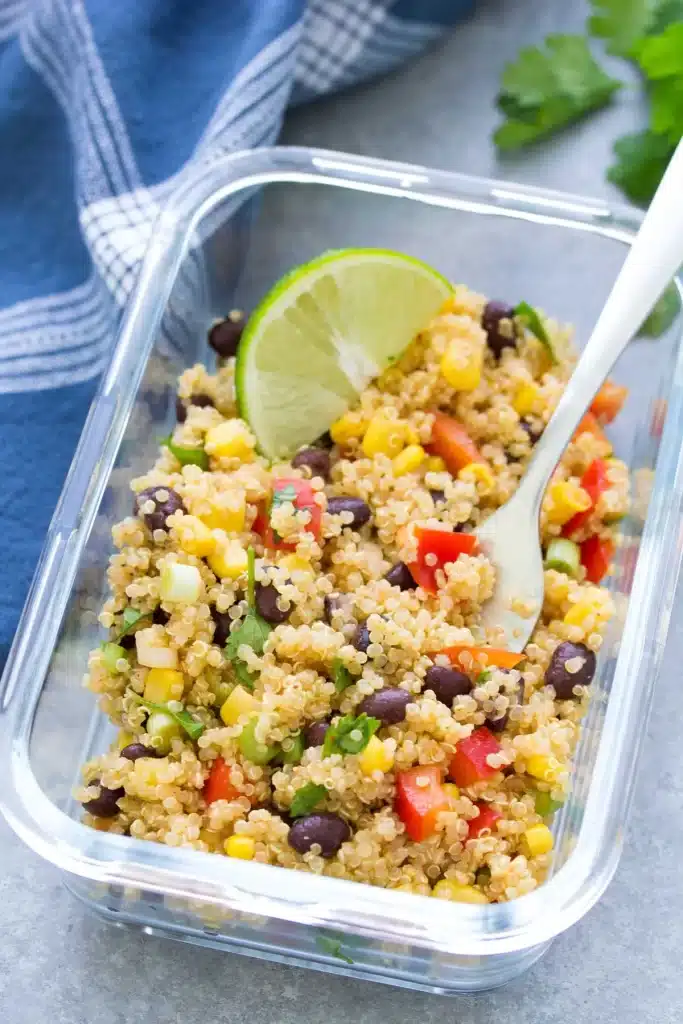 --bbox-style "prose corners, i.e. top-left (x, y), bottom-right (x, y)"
top-left (1, 145), bottom-right (682, 958)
